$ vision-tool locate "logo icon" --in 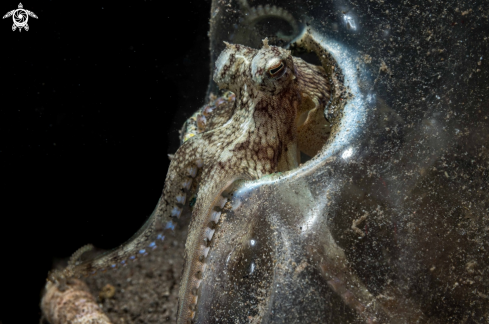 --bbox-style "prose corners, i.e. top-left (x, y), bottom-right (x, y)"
top-left (3, 3), bottom-right (37, 32)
